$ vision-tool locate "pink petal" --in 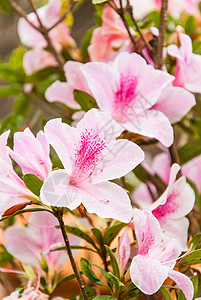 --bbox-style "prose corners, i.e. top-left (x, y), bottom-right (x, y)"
top-left (150, 163), bottom-right (181, 210)
top-left (4, 226), bottom-right (41, 267)
top-left (23, 48), bottom-right (58, 75)
top-left (64, 61), bottom-right (92, 95)
top-left (124, 109), bottom-right (173, 147)
top-left (79, 180), bottom-right (132, 223)
top-left (152, 153), bottom-right (171, 185)
top-left (130, 255), bottom-right (170, 294)
top-left (160, 218), bottom-right (189, 250)
top-left (152, 86), bottom-right (195, 123)
top-left (40, 169), bottom-right (82, 210)
top-left (116, 229), bottom-right (131, 276)
top-left (44, 118), bottom-right (76, 173)
top-left (9, 128), bottom-right (52, 181)
top-left (92, 139), bottom-right (144, 184)
top-left (182, 155), bottom-right (201, 193)
top-left (133, 209), bottom-right (162, 254)
top-left (168, 269), bottom-right (194, 300)
top-left (81, 62), bottom-right (115, 115)
top-left (0, 130), bottom-right (11, 165)
top-left (45, 80), bottom-right (80, 109)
